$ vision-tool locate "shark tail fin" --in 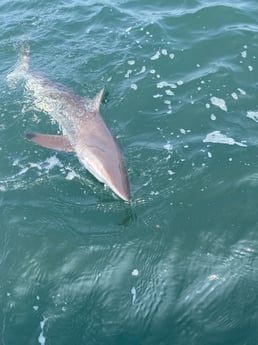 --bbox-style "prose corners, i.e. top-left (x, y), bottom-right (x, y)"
top-left (6, 40), bottom-right (30, 87)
